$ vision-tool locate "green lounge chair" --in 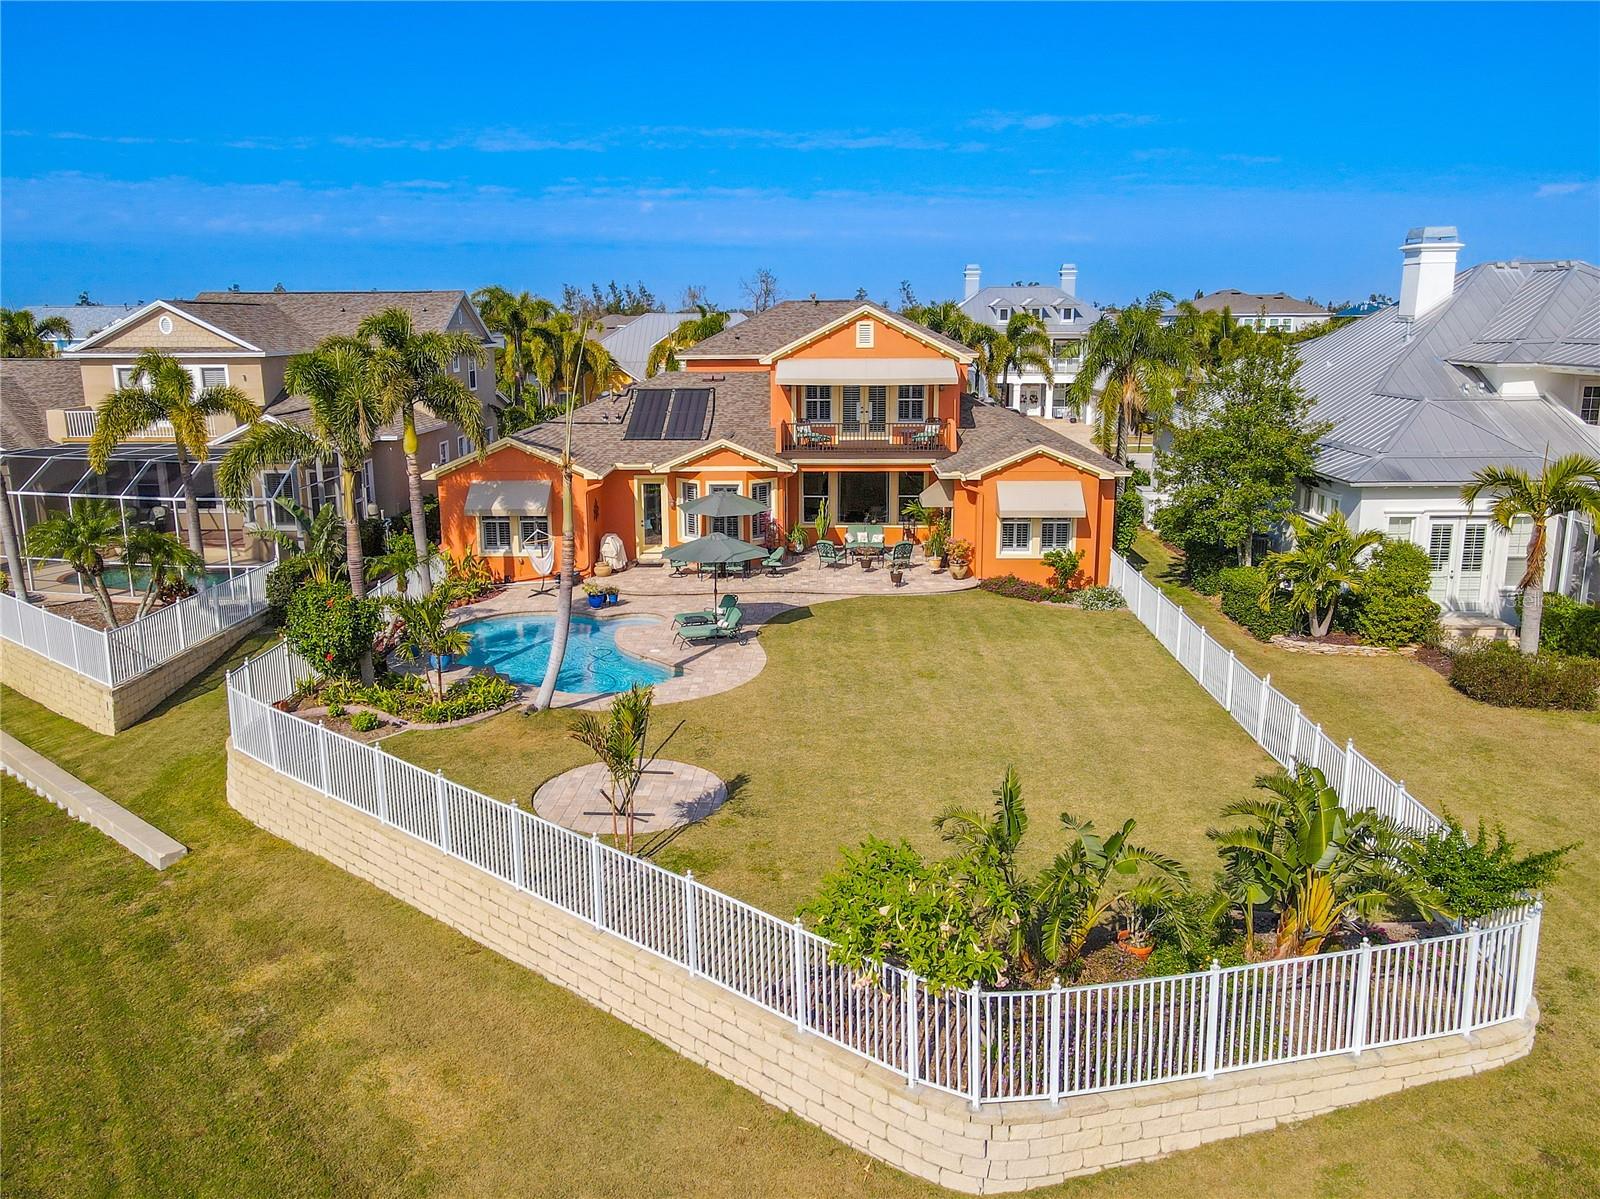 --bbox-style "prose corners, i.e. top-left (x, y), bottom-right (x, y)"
top-left (817, 541), bottom-right (848, 568)
top-left (762, 545), bottom-right (787, 576)
top-left (674, 593), bottom-right (737, 627)
top-left (674, 606), bottom-right (743, 648)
